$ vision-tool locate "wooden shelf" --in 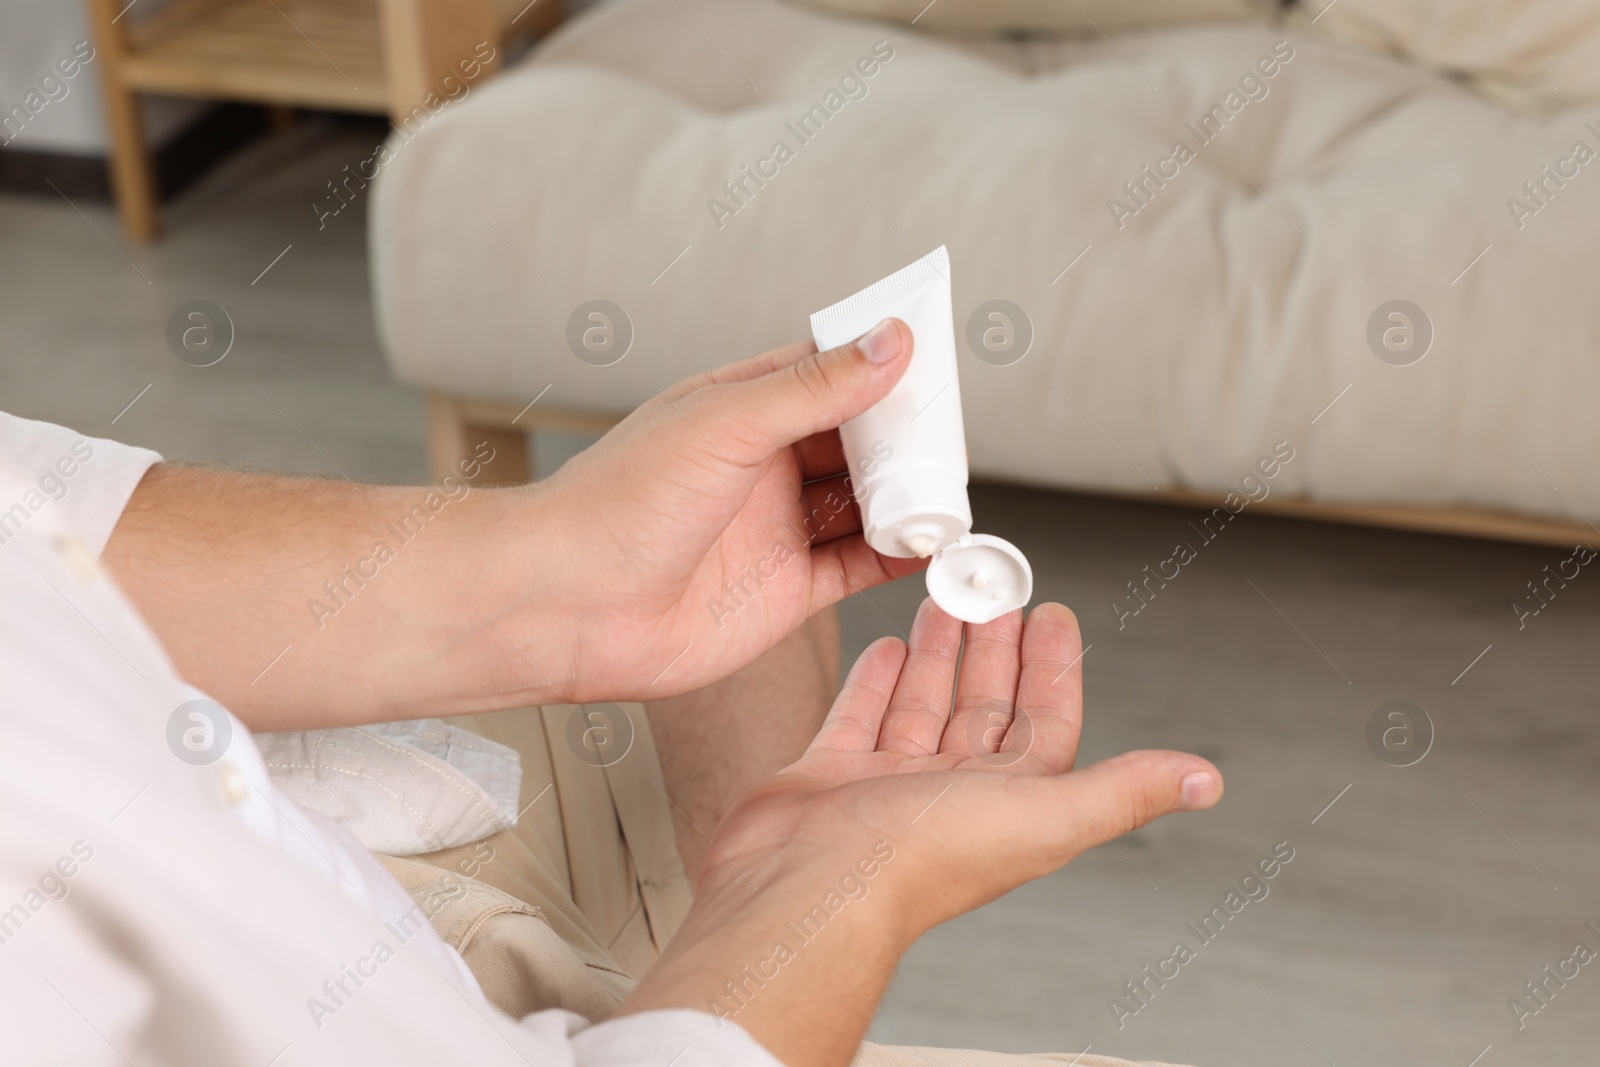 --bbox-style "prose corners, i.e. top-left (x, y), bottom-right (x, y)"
top-left (121, 0), bottom-right (389, 113)
top-left (88, 0), bottom-right (564, 239)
